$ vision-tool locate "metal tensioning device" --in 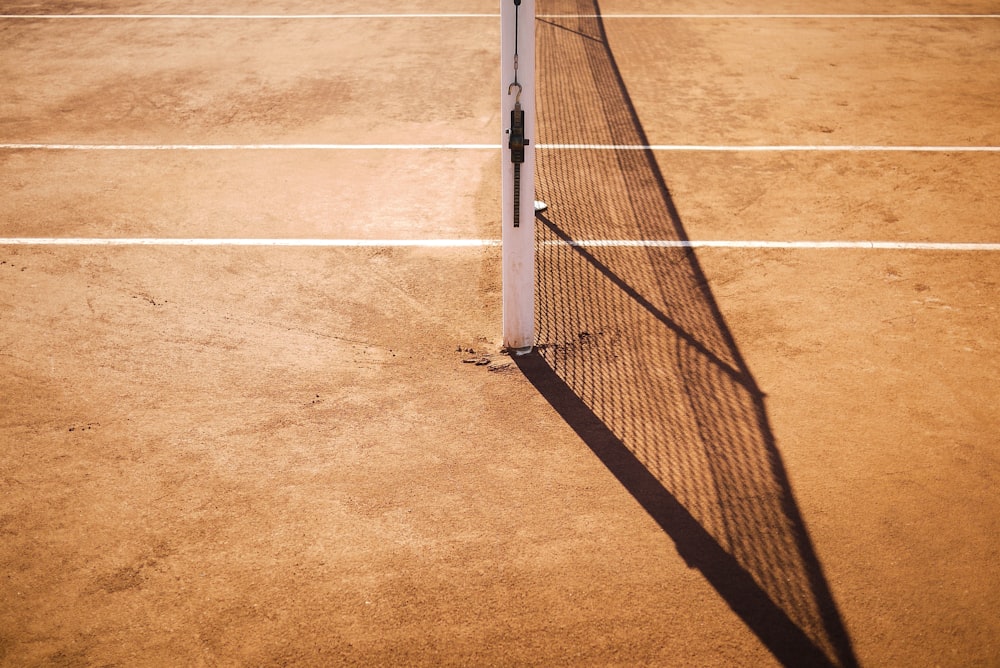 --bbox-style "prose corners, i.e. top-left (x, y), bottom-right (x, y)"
top-left (507, 0), bottom-right (529, 228)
